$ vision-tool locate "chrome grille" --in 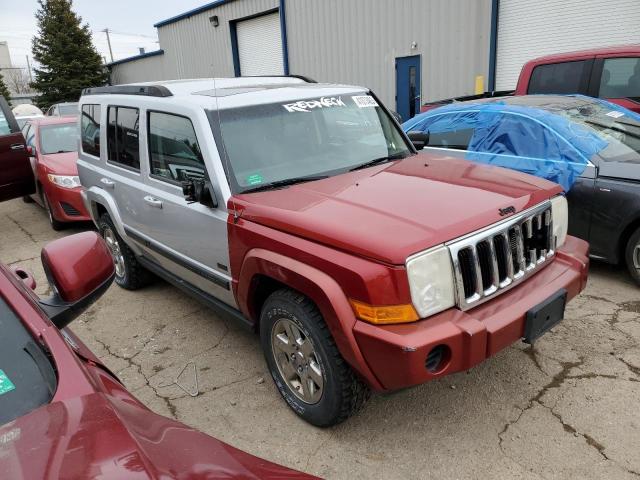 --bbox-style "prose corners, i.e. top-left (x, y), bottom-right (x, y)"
top-left (449, 202), bottom-right (554, 310)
